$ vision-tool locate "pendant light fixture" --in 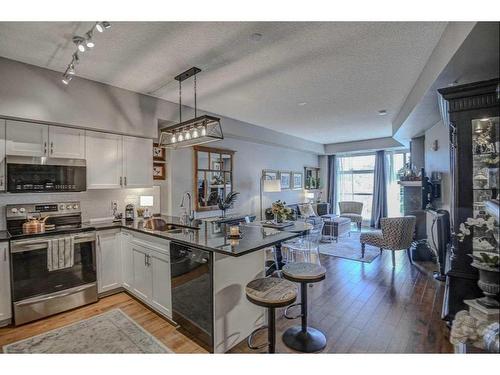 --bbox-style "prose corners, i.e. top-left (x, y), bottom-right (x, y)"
top-left (159, 67), bottom-right (223, 149)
